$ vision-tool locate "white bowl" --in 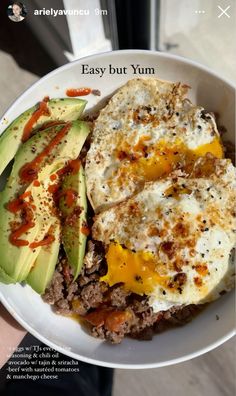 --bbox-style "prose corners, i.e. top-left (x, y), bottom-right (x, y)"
top-left (0, 50), bottom-right (235, 369)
